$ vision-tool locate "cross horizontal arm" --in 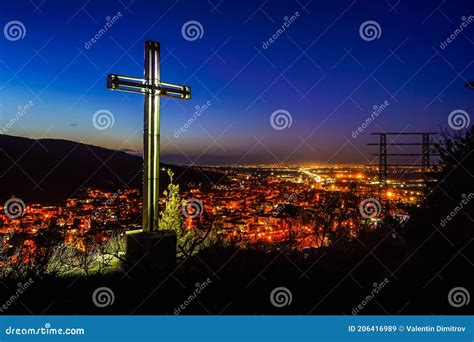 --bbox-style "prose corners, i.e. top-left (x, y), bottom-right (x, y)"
top-left (107, 74), bottom-right (191, 99)
top-left (159, 81), bottom-right (191, 100)
top-left (107, 74), bottom-right (146, 94)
